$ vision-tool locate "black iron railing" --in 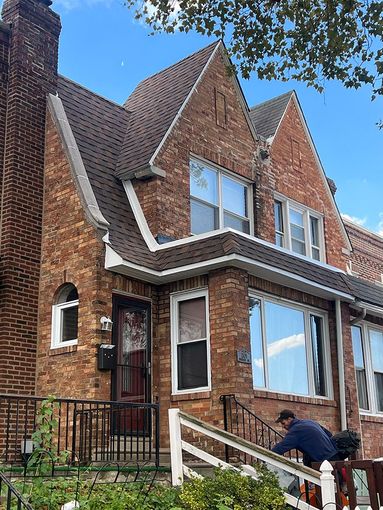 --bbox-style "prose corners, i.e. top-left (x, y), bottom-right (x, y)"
top-left (220, 394), bottom-right (299, 464)
top-left (0, 472), bottom-right (34, 509)
top-left (0, 394), bottom-right (160, 467)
